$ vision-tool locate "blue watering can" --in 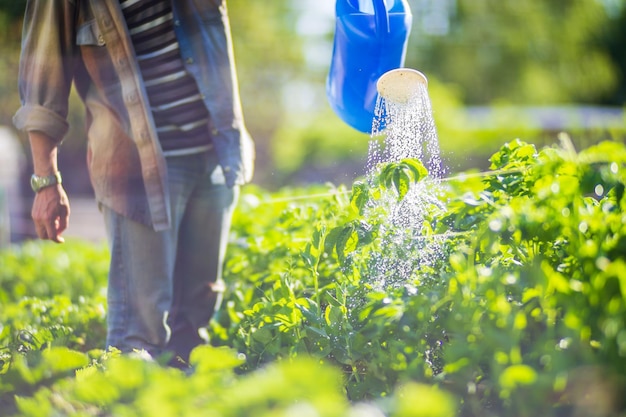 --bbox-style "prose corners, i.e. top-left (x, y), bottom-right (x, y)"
top-left (326, 0), bottom-right (413, 133)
